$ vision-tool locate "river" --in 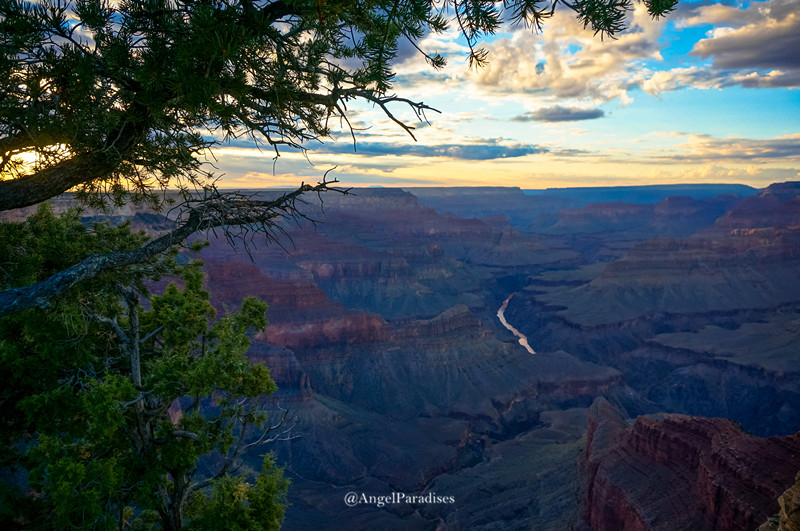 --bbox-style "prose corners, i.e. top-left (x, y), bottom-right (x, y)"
top-left (497, 294), bottom-right (536, 355)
